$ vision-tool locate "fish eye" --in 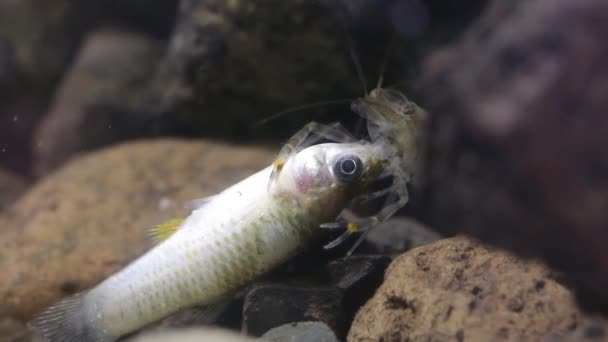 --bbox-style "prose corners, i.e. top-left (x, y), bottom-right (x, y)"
top-left (333, 155), bottom-right (363, 183)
